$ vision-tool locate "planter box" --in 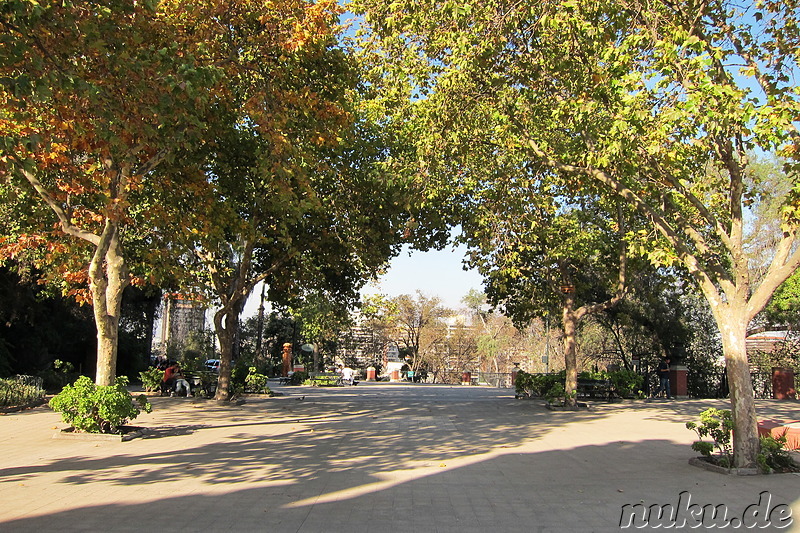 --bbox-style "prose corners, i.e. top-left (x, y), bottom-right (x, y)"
top-left (688, 456), bottom-right (759, 476)
top-left (53, 426), bottom-right (147, 442)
